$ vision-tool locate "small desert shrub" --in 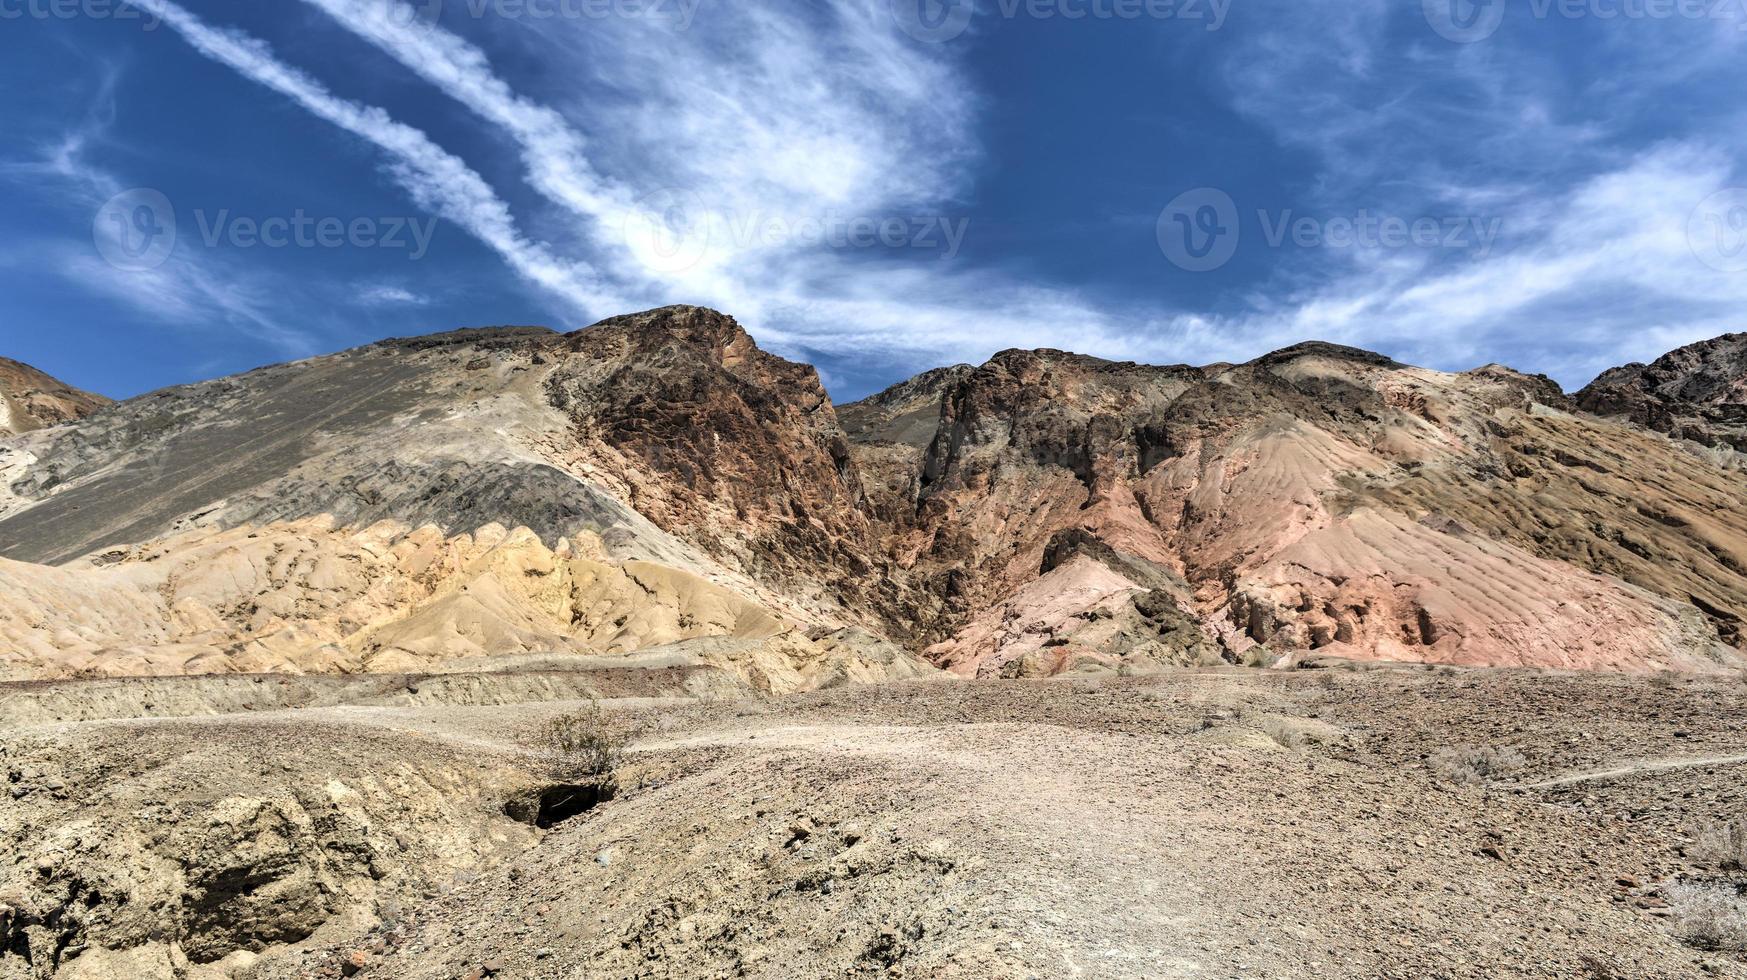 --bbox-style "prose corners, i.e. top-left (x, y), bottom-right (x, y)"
top-left (524, 700), bottom-right (637, 790)
top-left (1693, 818), bottom-right (1747, 872)
top-left (1428, 745), bottom-right (1528, 787)
top-left (1260, 718), bottom-right (1305, 750)
top-left (1669, 883), bottom-right (1747, 951)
